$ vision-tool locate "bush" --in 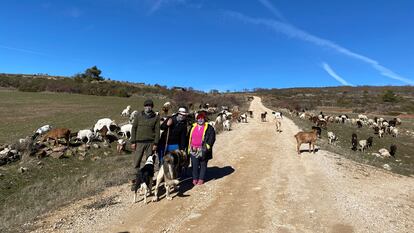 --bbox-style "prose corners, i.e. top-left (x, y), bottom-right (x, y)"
top-left (382, 90), bottom-right (398, 102)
